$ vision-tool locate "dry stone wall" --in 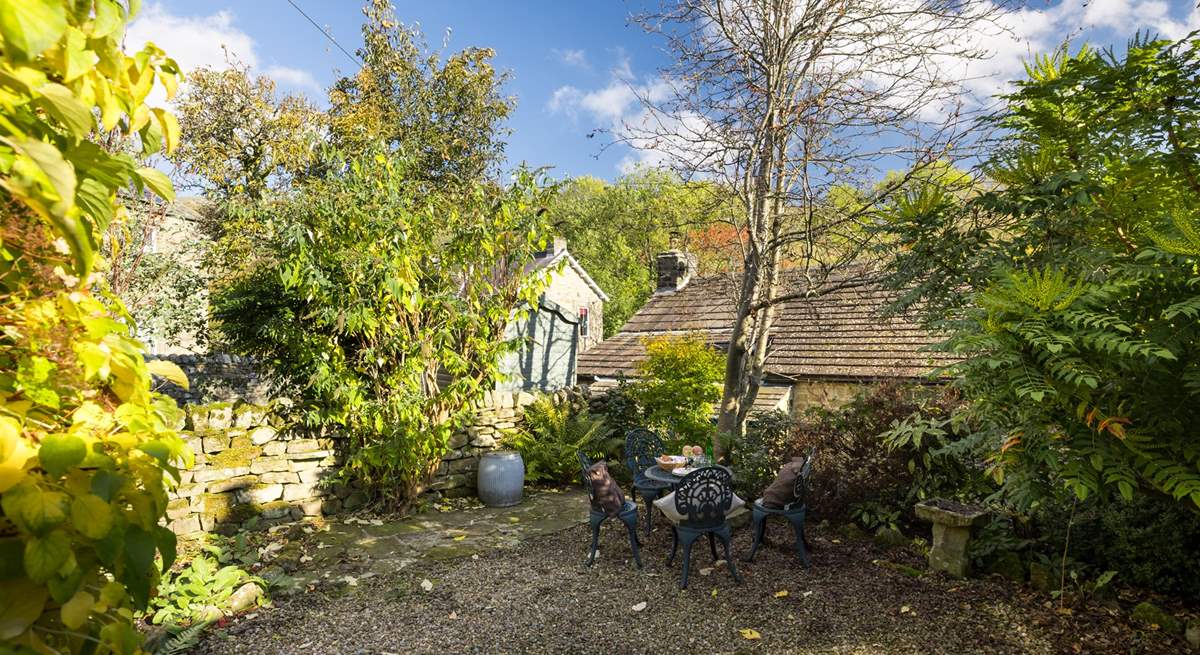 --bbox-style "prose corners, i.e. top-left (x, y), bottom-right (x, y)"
top-left (165, 364), bottom-right (584, 534)
top-left (167, 401), bottom-right (360, 536)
